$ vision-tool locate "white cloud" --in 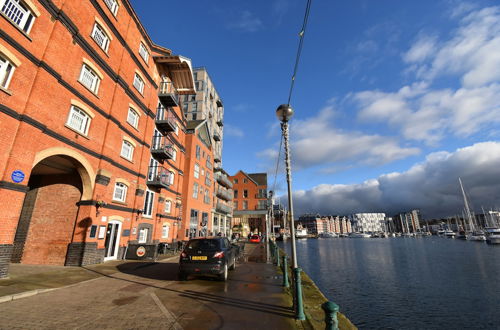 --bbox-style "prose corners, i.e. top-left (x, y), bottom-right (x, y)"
top-left (259, 106), bottom-right (420, 171)
top-left (228, 11), bottom-right (263, 32)
top-left (353, 6), bottom-right (500, 145)
top-left (290, 141), bottom-right (500, 218)
top-left (224, 124), bottom-right (244, 138)
top-left (403, 35), bottom-right (437, 63)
